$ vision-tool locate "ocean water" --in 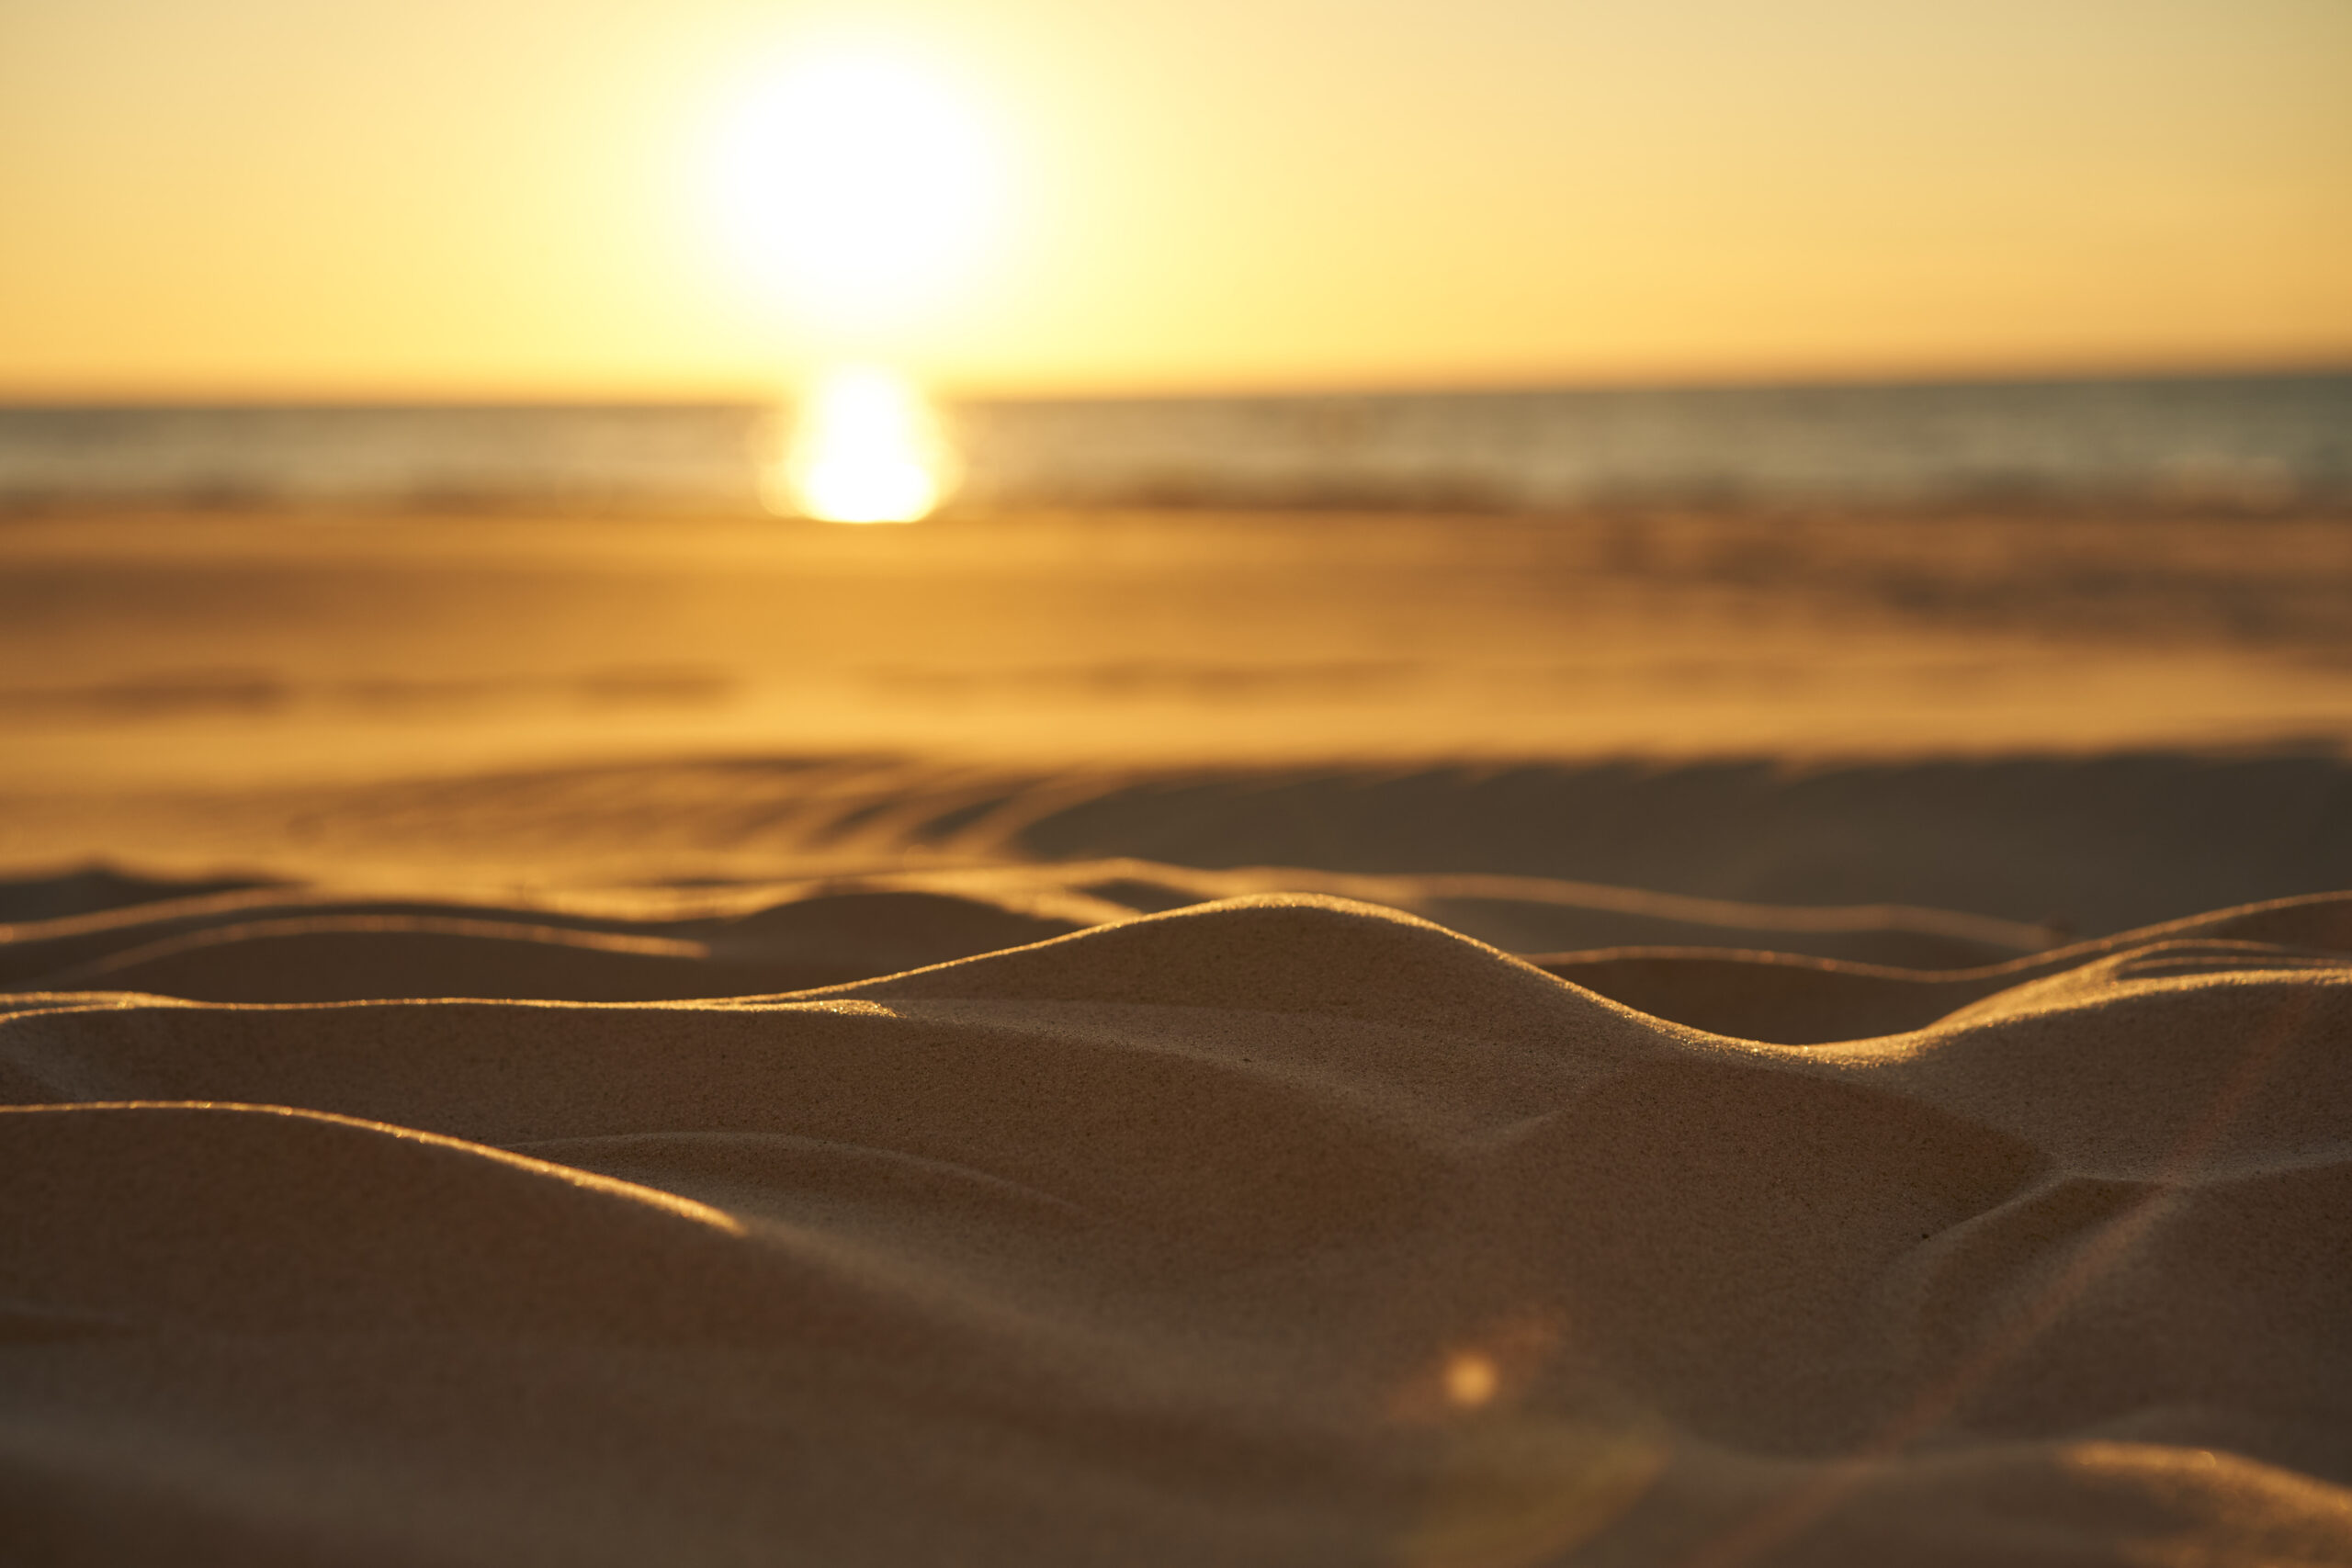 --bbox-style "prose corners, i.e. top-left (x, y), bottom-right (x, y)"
top-left (0, 403), bottom-right (770, 515)
top-left (950, 373), bottom-right (2352, 513)
top-left (3, 372), bottom-right (2346, 515)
